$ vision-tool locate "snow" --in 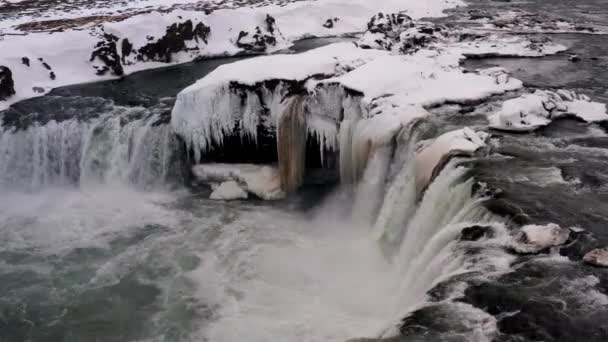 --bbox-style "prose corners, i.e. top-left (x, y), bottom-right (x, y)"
top-left (511, 223), bottom-right (571, 254)
top-left (490, 90), bottom-right (608, 132)
top-left (0, 0), bottom-right (462, 110)
top-left (210, 181), bottom-right (249, 200)
top-left (192, 163), bottom-right (284, 200)
top-left (415, 127), bottom-right (489, 191)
